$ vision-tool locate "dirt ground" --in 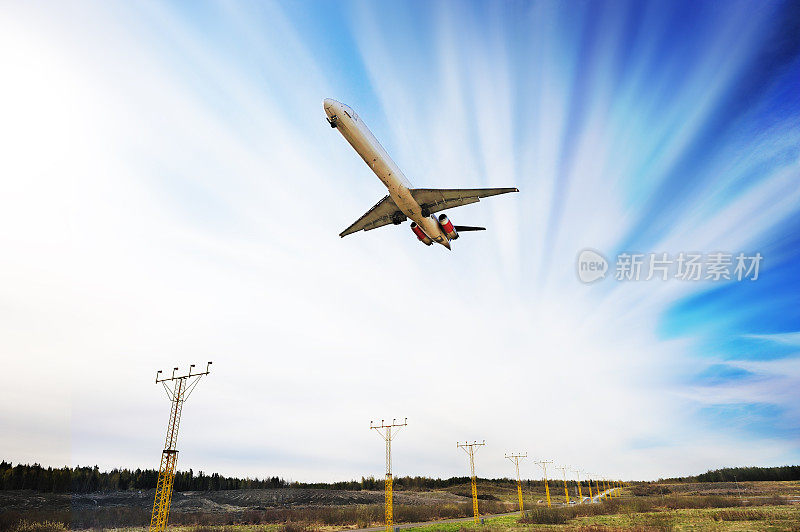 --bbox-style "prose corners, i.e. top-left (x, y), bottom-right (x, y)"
top-left (0, 488), bottom-right (469, 513)
top-left (657, 480), bottom-right (800, 500)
